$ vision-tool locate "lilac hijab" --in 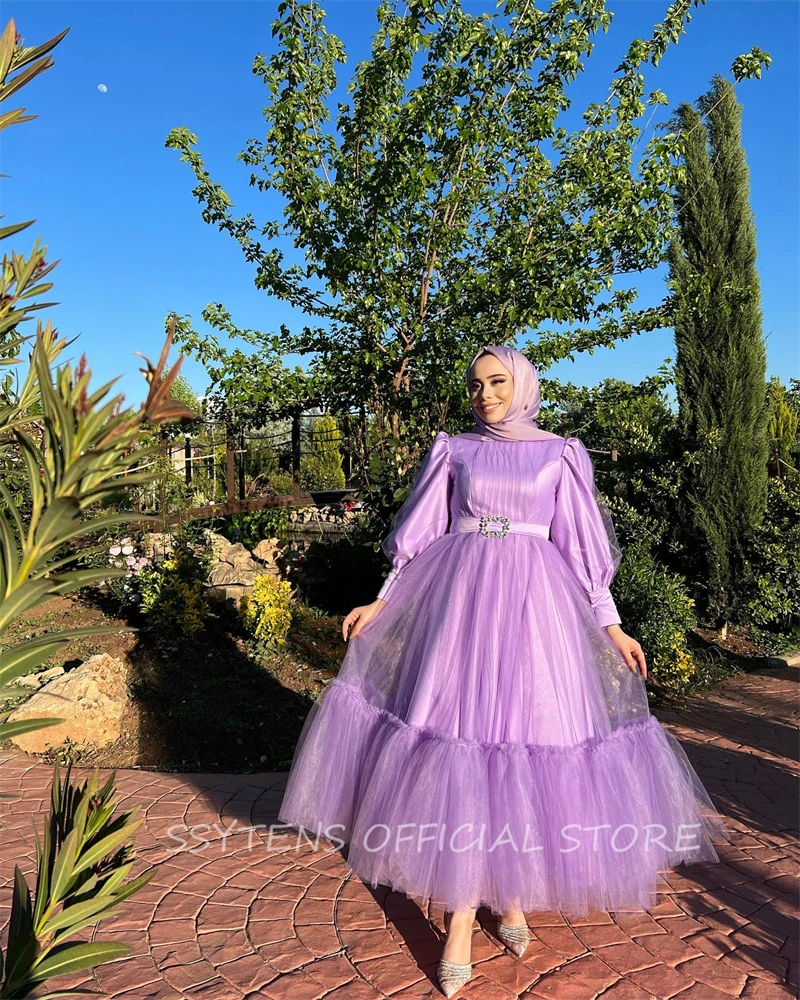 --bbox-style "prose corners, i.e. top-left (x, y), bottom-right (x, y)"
top-left (466, 345), bottom-right (559, 442)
